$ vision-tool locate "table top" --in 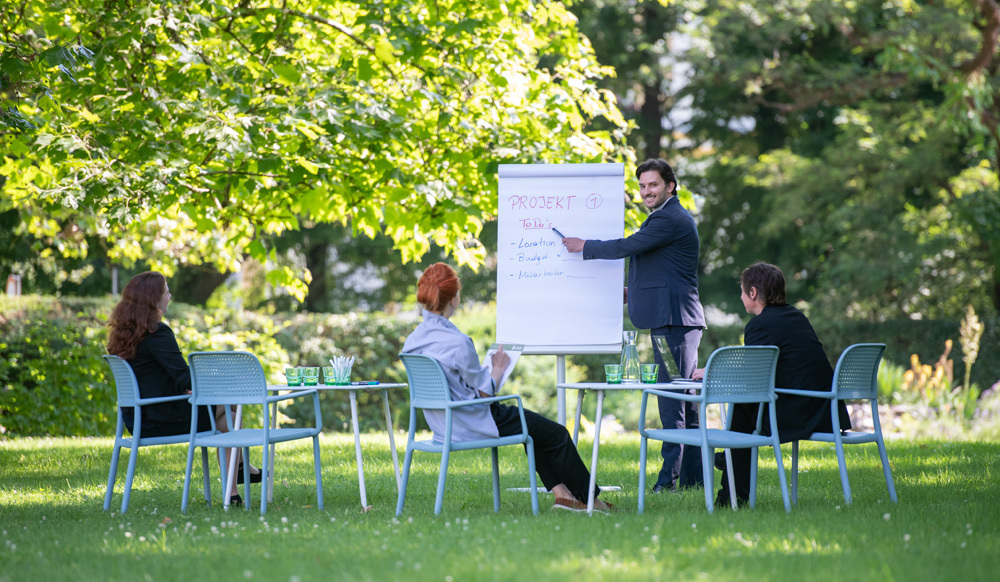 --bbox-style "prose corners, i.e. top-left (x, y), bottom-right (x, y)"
top-left (267, 383), bottom-right (407, 391)
top-left (557, 380), bottom-right (701, 391)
